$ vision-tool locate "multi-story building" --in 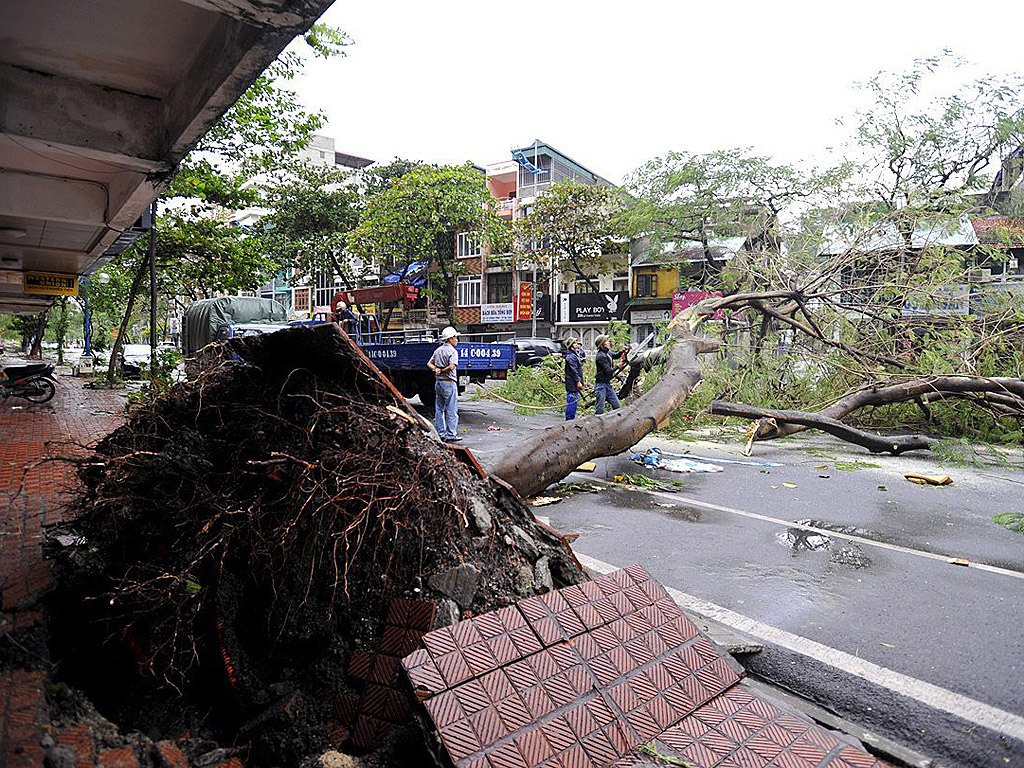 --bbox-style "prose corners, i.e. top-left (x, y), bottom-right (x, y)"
top-left (627, 236), bottom-right (745, 342)
top-left (451, 141), bottom-right (627, 346)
